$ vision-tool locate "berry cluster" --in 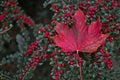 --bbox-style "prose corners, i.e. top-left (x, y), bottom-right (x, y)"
top-left (100, 48), bottom-right (113, 68)
top-left (24, 40), bottom-right (38, 57)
